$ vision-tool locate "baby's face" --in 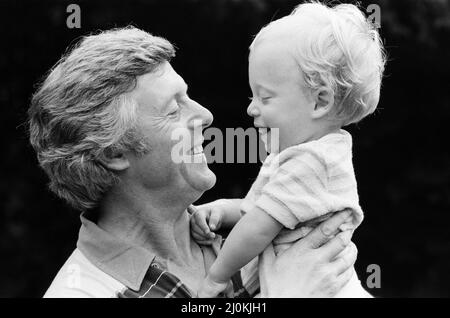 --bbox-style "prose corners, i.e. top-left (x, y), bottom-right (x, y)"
top-left (247, 39), bottom-right (315, 153)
